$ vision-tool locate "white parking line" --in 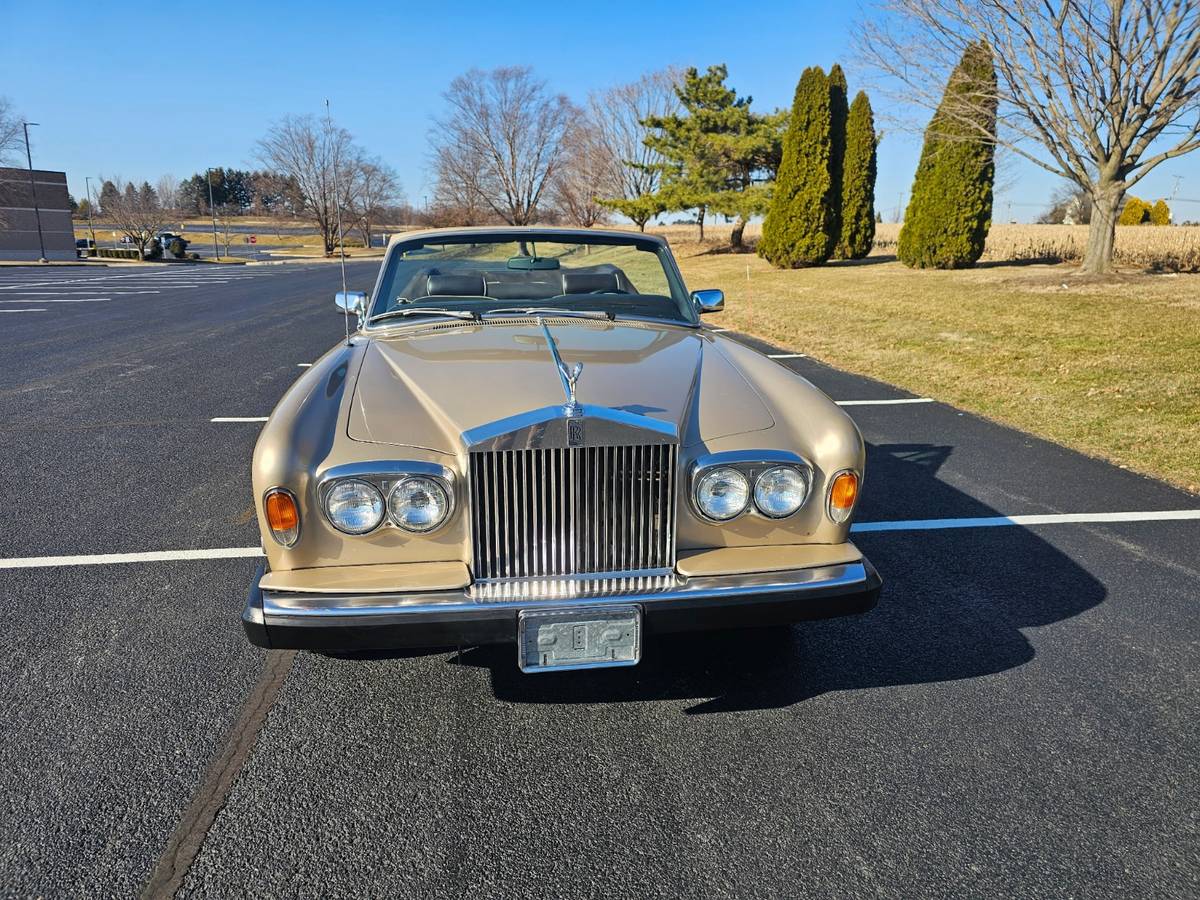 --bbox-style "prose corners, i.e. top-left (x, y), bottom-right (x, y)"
top-left (852, 510), bottom-right (1200, 532)
top-left (1, 290), bottom-right (160, 296)
top-left (836, 398), bottom-right (934, 406)
top-left (210, 417), bottom-right (269, 423)
top-left (0, 308), bottom-right (46, 313)
top-left (0, 547), bottom-right (264, 570)
top-left (0, 298), bottom-right (110, 303)
top-left (4, 510), bottom-right (1196, 570)
top-left (768, 353), bottom-right (807, 359)
top-left (297, 363), bottom-right (313, 368)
